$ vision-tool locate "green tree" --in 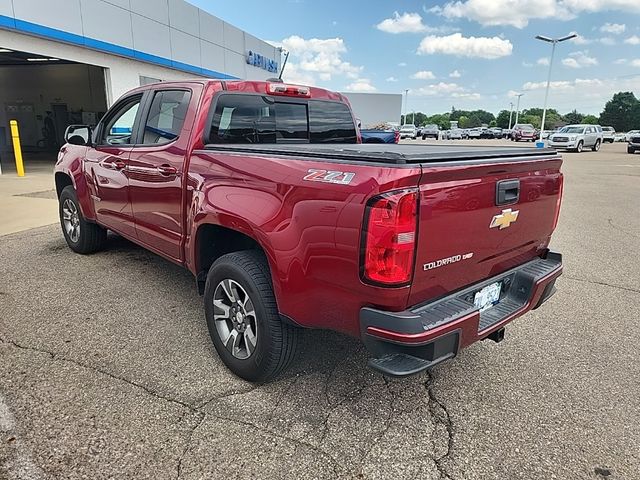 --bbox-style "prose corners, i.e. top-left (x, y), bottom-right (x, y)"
top-left (563, 110), bottom-right (583, 124)
top-left (599, 92), bottom-right (640, 131)
top-left (457, 115), bottom-right (470, 128)
top-left (466, 114), bottom-right (482, 128)
top-left (495, 109), bottom-right (512, 129)
top-left (583, 114), bottom-right (599, 124)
